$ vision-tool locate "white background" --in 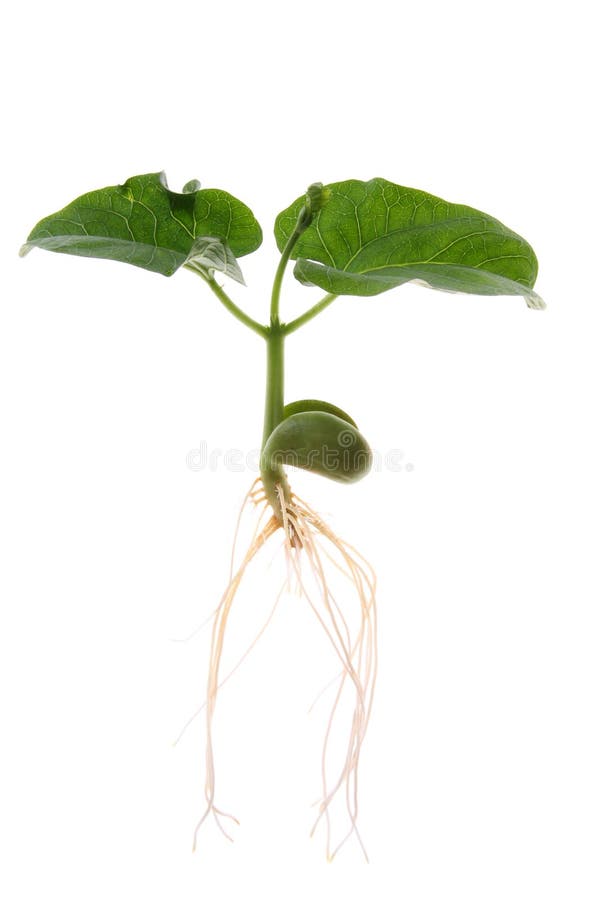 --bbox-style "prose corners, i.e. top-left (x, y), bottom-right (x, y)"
top-left (1, 1), bottom-right (598, 897)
